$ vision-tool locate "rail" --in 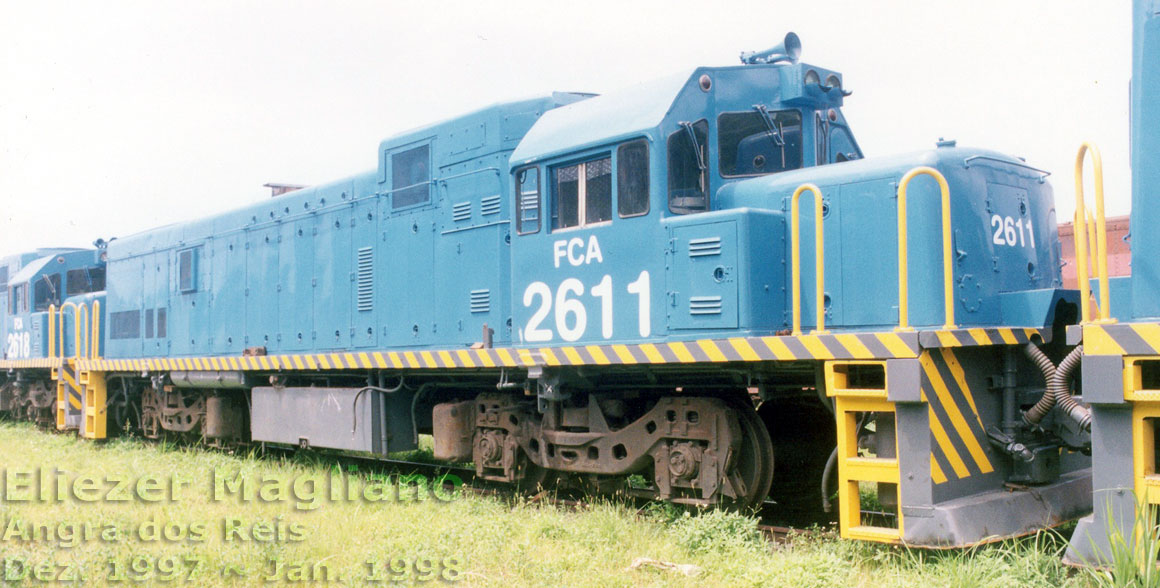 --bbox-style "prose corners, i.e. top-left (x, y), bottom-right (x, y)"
top-left (896, 166), bottom-right (955, 331)
top-left (1073, 142), bottom-right (1114, 323)
top-left (790, 183), bottom-right (827, 335)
